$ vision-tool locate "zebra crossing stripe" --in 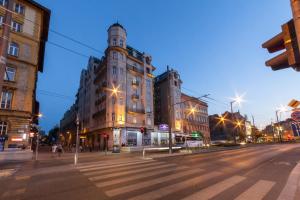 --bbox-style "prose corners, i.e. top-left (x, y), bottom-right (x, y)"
top-left (235, 180), bottom-right (275, 200)
top-left (95, 166), bottom-right (188, 188)
top-left (128, 171), bottom-right (222, 200)
top-left (83, 161), bottom-right (166, 176)
top-left (106, 168), bottom-right (204, 197)
top-left (79, 161), bottom-right (153, 172)
top-left (181, 175), bottom-right (245, 200)
top-left (77, 159), bottom-right (153, 170)
top-left (89, 163), bottom-right (177, 181)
